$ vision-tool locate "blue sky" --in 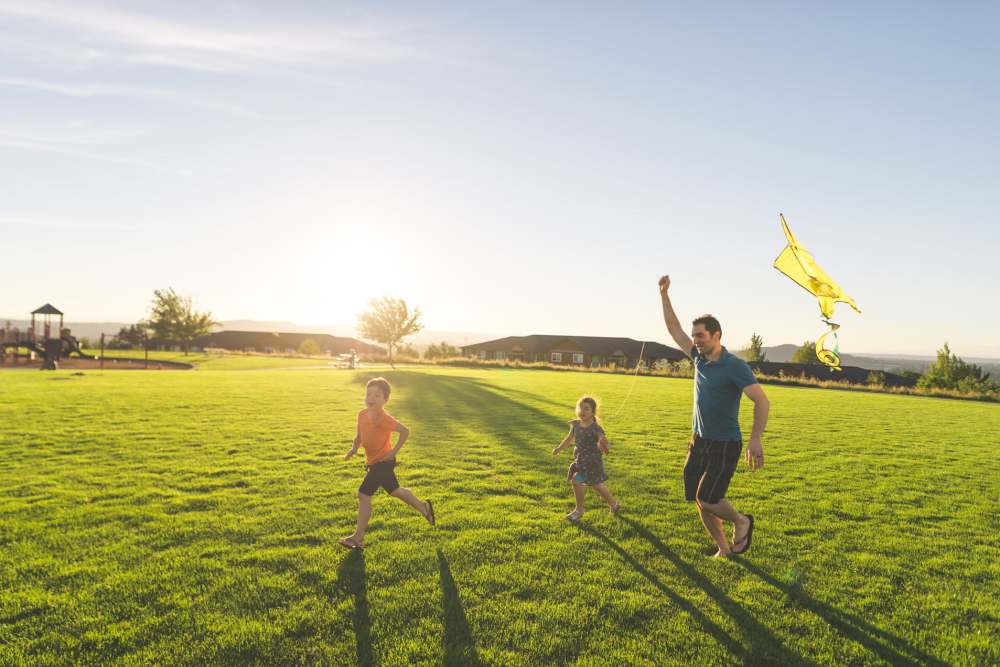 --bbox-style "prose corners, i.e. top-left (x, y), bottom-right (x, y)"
top-left (2, 1), bottom-right (998, 356)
